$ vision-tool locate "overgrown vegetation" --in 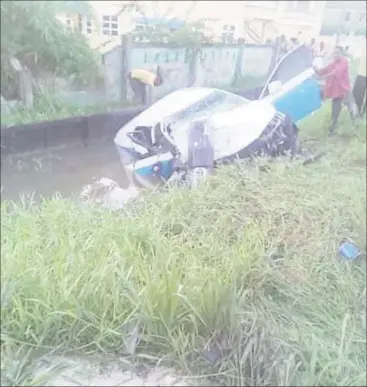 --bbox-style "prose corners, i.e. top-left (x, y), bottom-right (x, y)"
top-left (125, 0), bottom-right (212, 45)
top-left (0, 1), bottom-right (101, 100)
top-left (1, 92), bottom-right (133, 127)
top-left (132, 21), bottom-right (213, 46)
top-left (1, 108), bottom-right (366, 386)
